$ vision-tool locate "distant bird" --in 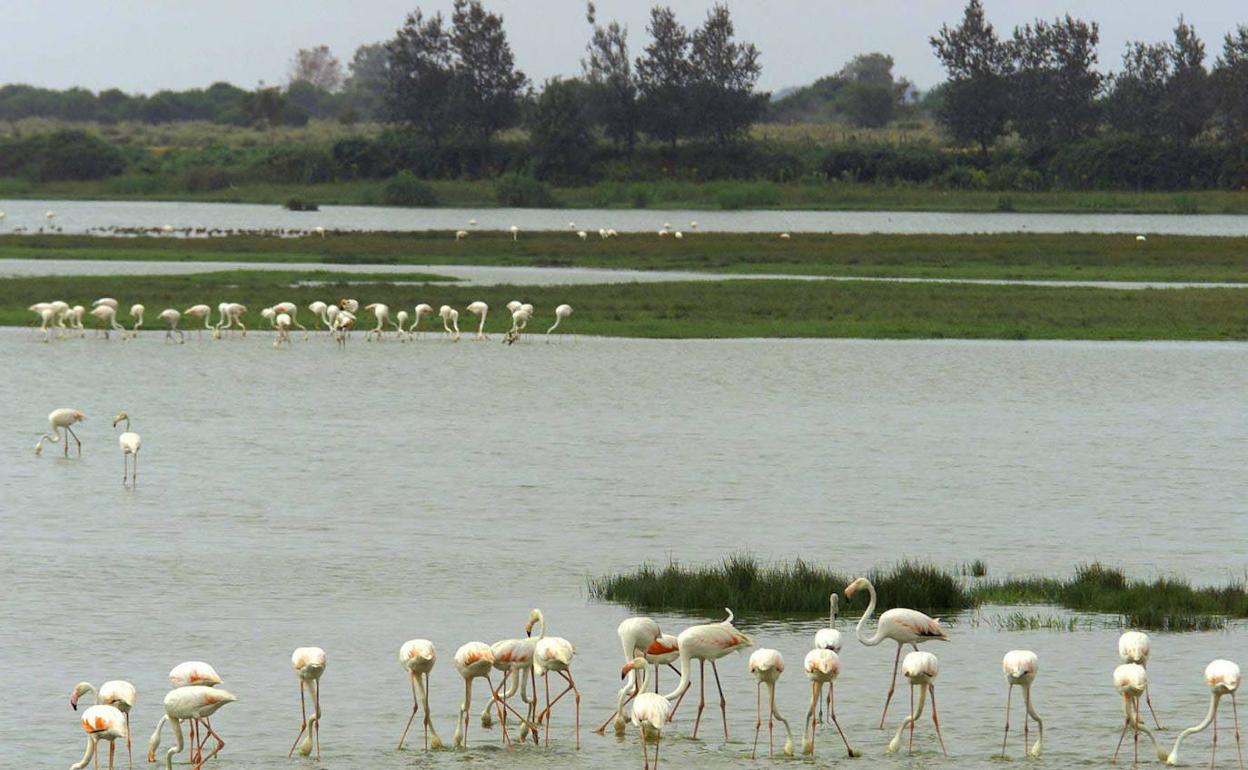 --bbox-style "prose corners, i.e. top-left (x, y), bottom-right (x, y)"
top-left (307, 301), bottom-right (330, 330)
top-left (621, 656), bottom-right (671, 770)
top-left (1119, 631), bottom-right (1163, 729)
top-left (456, 230), bottom-right (468, 241)
top-left (93, 297), bottom-right (119, 310)
top-left (29, 302), bottom-right (57, 342)
top-left (598, 228), bottom-right (608, 240)
top-left (396, 310), bottom-right (410, 340)
top-left (158, 309), bottom-right (184, 343)
top-left (183, 305), bottom-right (212, 337)
top-left (365, 303), bottom-right (392, 342)
top-left (577, 230), bottom-right (588, 241)
top-left (802, 649), bottom-right (859, 757)
top-left (780, 233), bottom-right (791, 240)
top-left (46, 210), bottom-right (56, 221)
top-left (1165, 659), bottom-right (1242, 767)
top-left (67, 305), bottom-right (86, 336)
top-left (271, 302), bottom-right (306, 337)
top-left (662, 609), bottom-right (754, 740)
top-left (112, 412), bottom-right (142, 485)
top-left (160, 224), bottom-right (174, 234)
top-left (398, 639), bottom-right (443, 751)
top-left (451, 641), bottom-right (497, 749)
top-left (71, 705), bottom-right (128, 770)
top-left (845, 576), bottom-right (948, 728)
top-left (689, 221), bottom-right (698, 229)
top-left (339, 298), bottom-right (360, 314)
top-left (288, 647), bottom-right (326, 760)
top-left (509, 225), bottom-right (520, 241)
top-left (546, 304), bottom-right (572, 338)
top-left (468, 218), bottom-right (478, 226)
top-left (410, 304), bottom-right (434, 337)
top-left (1113, 663), bottom-right (1168, 765)
top-left (146, 686), bottom-right (236, 770)
top-left (91, 304), bottom-right (125, 339)
top-left (1001, 650), bottom-right (1043, 758)
top-left (466, 301), bottom-right (489, 340)
top-left (439, 305), bottom-right (460, 340)
top-left (886, 651), bottom-right (947, 756)
top-left (748, 649), bottom-right (794, 758)
top-left (71, 681), bottom-right (137, 768)
top-left (1136, 234), bottom-right (1148, 242)
top-left (127, 304), bottom-right (144, 337)
top-left (35, 407), bottom-right (85, 457)
top-left (273, 313), bottom-right (292, 347)
top-left (674, 231), bottom-right (683, 239)
top-left (314, 226), bottom-right (326, 238)
top-left (568, 221), bottom-right (576, 229)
